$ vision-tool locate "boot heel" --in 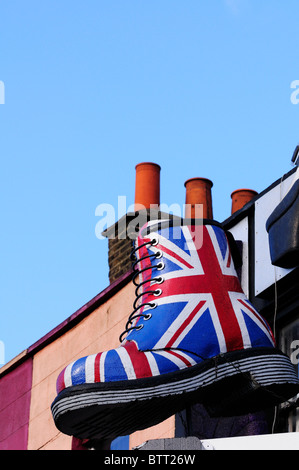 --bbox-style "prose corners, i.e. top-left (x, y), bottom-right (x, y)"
top-left (200, 348), bottom-right (299, 416)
